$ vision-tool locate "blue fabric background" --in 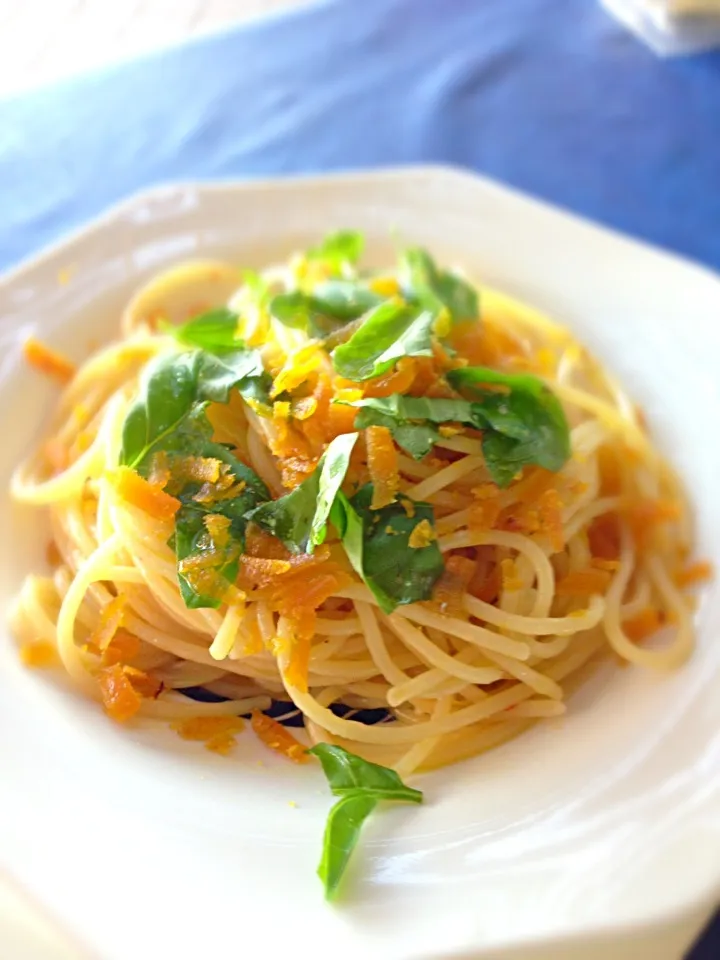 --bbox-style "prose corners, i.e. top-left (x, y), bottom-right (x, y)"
top-left (1, 0), bottom-right (720, 272)
top-left (0, 0), bottom-right (717, 953)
